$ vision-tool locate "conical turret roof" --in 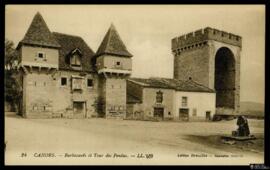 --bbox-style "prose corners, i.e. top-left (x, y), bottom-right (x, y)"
top-left (19, 12), bottom-right (60, 48)
top-left (95, 24), bottom-right (132, 57)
